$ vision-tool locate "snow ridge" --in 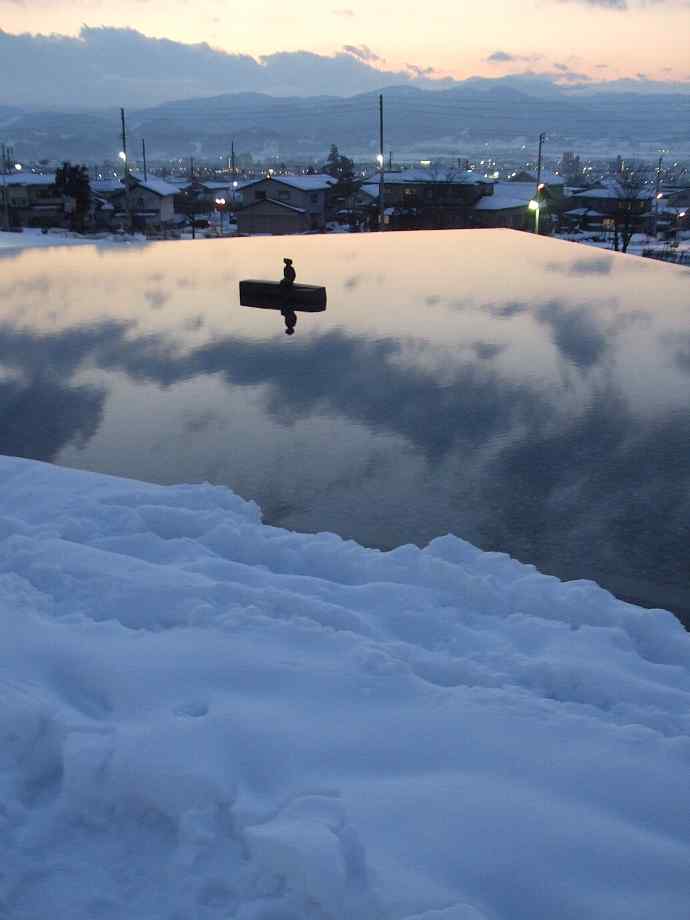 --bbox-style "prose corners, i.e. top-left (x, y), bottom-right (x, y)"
top-left (0, 456), bottom-right (688, 920)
